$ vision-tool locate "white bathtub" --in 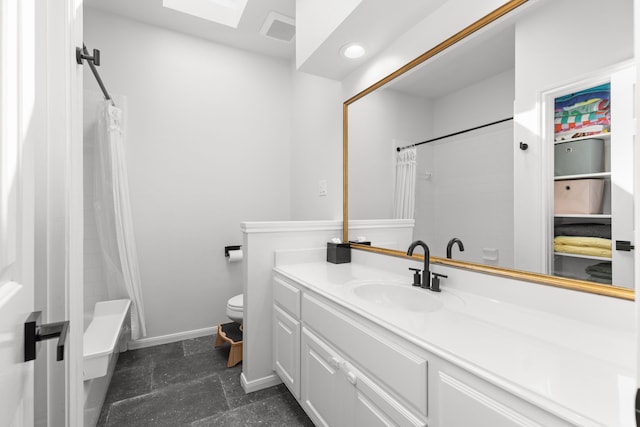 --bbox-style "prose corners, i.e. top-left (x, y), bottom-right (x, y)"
top-left (83, 299), bottom-right (131, 427)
